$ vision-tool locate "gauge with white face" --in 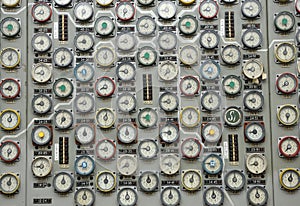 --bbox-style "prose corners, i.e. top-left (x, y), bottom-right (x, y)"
top-left (179, 45), bottom-right (198, 65)
top-left (159, 122), bottom-right (179, 144)
top-left (75, 124), bottom-right (94, 145)
top-left (180, 106), bottom-right (200, 128)
top-left (95, 46), bottom-right (115, 67)
top-left (75, 155), bottom-right (95, 176)
top-left (158, 32), bottom-right (177, 51)
top-left (276, 73), bottom-right (298, 94)
top-left (138, 139), bottom-right (158, 159)
top-left (158, 61), bottom-right (178, 81)
top-left (96, 0), bottom-right (114, 7)
top-left (199, 0), bottom-right (219, 19)
top-left (32, 94), bottom-right (52, 115)
top-left (0, 17), bottom-right (21, 38)
top-left (275, 42), bottom-right (296, 63)
top-left (31, 156), bottom-right (52, 177)
top-left (0, 47), bottom-right (21, 69)
top-left (159, 92), bottom-right (179, 112)
top-left (95, 16), bottom-right (115, 37)
top-left (241, 0), bottom-right (262, 19)
top-left (161, 187), bottom-right (181, 206)
top-left (117, 93), bottom-right (137, 113)
top-left (202, 154), bottom-right (223, 175)
top-left (139, 171), bottom-right (159, 192)
top-left (96, 171), bottom-right (116, 192)
top-left (74, 62), bottom-right (94, 83)
top-left (118, 188), bottom-right (138, 206)
top-left (53, 78), bottom-right (73, 98)
top-left (274, 11), bottom-right (295, 32)
top-left (202, 123), bottom-right (222, 144)
top-left (96, 108), bottom-right (116, 129)
top-left (157, 1), bottom-right (176, 20)
top-left (74, 93), bottom-right (94, 113)
top-left (96, 139), bottom-right (116, 160)
top-left (200, 60), bottom-right (220, 80)
top-left (203, 187), bottom-right (224, 206)
top-left (95, 76), bottom-right (115, 97)
top-left (0, 173), bottom-right (20, 195)
top-left (32, 63), bottom-right (52, 83)
top-left (74, 188), bottom-right (95, 206)
top-left (200, 30), bottom-right (219, 50)
top-left (160, 154), bottom-right (180, 175)
top-left (225, 170), bottom-right (246, 192)
top-left (243, 91), bottom-right (264, 111)
top-left (181, 170), bottom-right (202, 191)
top-left (242, 29), bottom-right (263, 49)
top-left (117, 123), bottom-right (137, 144)
top-left (180, 76), bottom-right (200, 96)
top-left (246, 153), bottom-right (267, 174)
top-left (2, 0), bottom-right (20, 7)
top-left (278, 136), bottom-right (300, 158)
top-left (53, 172), bottom-right (74, 193)
top-left (221, 45), bottom-right (241, 65)
top-left (54, 110), bottom-right (73, 130)
top-left (136, 16), bottom-right (156, 36)
top-left (0, 141), bottom-right (20, 163)
top-left (117, 155), bottom-right (138, 176)
top-left (222, 75), bottom-right (242, 95)
top-left (53, 47), bottom-right (73, 68)
top-left (31, 2), bottom-right (52, 23)
top-left (117, 33), bottom-right (136, 51)
top-left (178, 15), bottom-right (198, 35)
top-left (31, 125), bottom-right (52, 146)
top-left (0, 78), bottom-right (20, 99)
top-left (137, 0), bottom-right (155, 6)
top-left (0, 109), bottom-right (21, 131)
top-left (247, 186), bottom-right (268, 206)
top-left (244, 122), bottom-right (265, 143)
top-left (181, 137), bottom-right (202, 159)
top-left (32, 33), bottom-right (52, 53)
top-left (74, 2), bottom-right (93, 21)
top-left (279, 168), bottom-right (300, 191)
top-left (74, 32), bottom-right (94, 52)
top-left (137, 46), bottom-right (157, 66)
top-left (277, 104), bottom-right (299, 126)
top-left (138, 108), bottom-right (158, 128)
top-left (116, 2), bottom-right (135, 21)
top-left (116, 62), bottom-right (136, 81)
top-left (201, 91), bottom-right (221, 111)
top-left (54, 0), bottom-right (72, 7)
top-left (243, 59), bottom-right (264, 80)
